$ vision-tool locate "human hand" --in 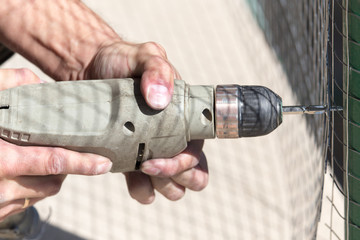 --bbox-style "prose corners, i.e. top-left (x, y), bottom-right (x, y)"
top-left (85, 41), bottom-right (209, 203)
top-left (0, 69), bottom-right (113, 221)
